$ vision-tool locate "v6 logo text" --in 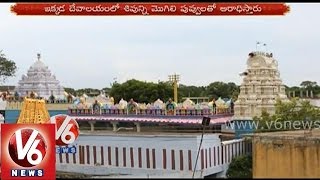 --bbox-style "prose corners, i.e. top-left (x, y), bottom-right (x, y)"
top-left (8, 128), bottom-right (47, 167)
top-left (50, 115), bottom-right (80, 146)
